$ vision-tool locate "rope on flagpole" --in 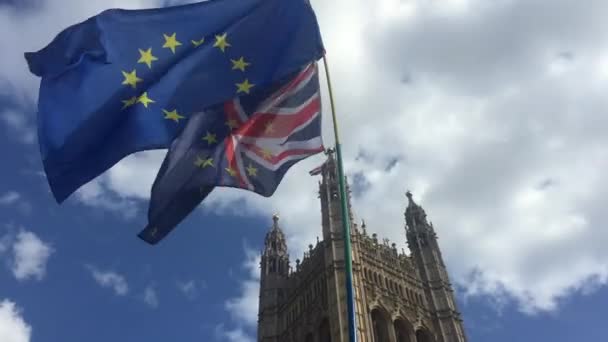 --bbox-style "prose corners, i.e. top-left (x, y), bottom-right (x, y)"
top-left (322, 54), bottom-right (358, 342)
